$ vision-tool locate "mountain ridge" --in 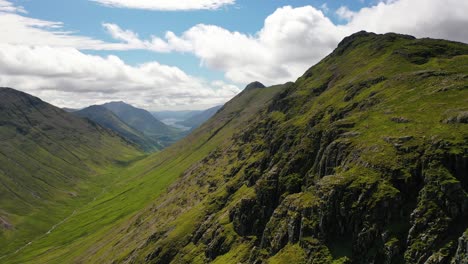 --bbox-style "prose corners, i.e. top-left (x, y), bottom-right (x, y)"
top-left (75, 105), bottom-right (162, 152)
